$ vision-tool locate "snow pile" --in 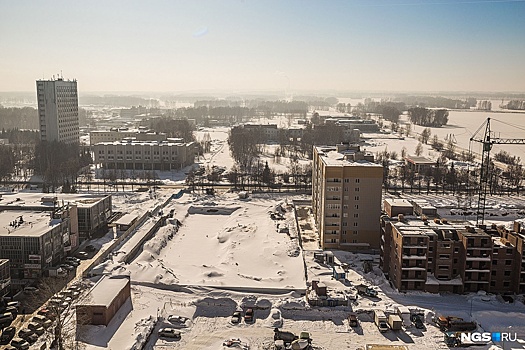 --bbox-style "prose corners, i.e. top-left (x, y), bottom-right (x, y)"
top-left (129, 316), bottom-right (157, 350)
